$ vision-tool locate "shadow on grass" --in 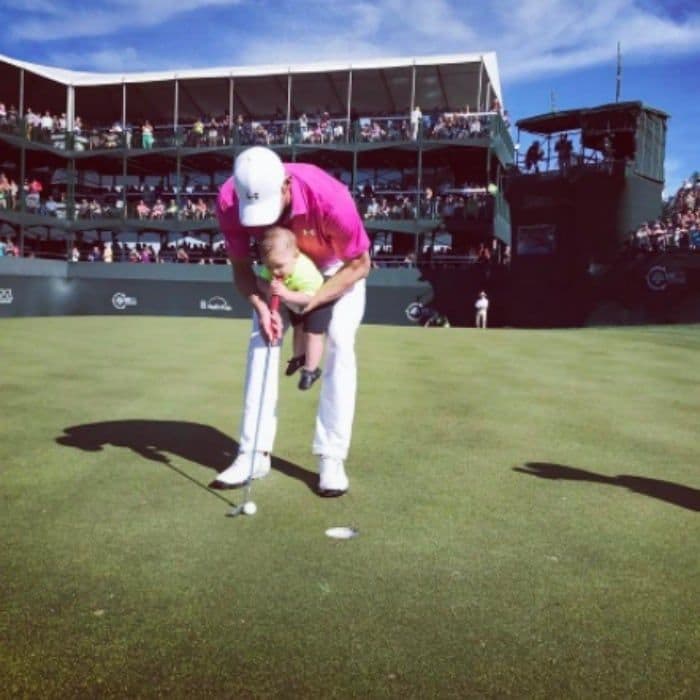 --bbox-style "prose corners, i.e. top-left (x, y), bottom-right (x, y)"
top-left (55, 420), bottom-right (317, 498)
top-left (514, 462), bottom-right (699, 512)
